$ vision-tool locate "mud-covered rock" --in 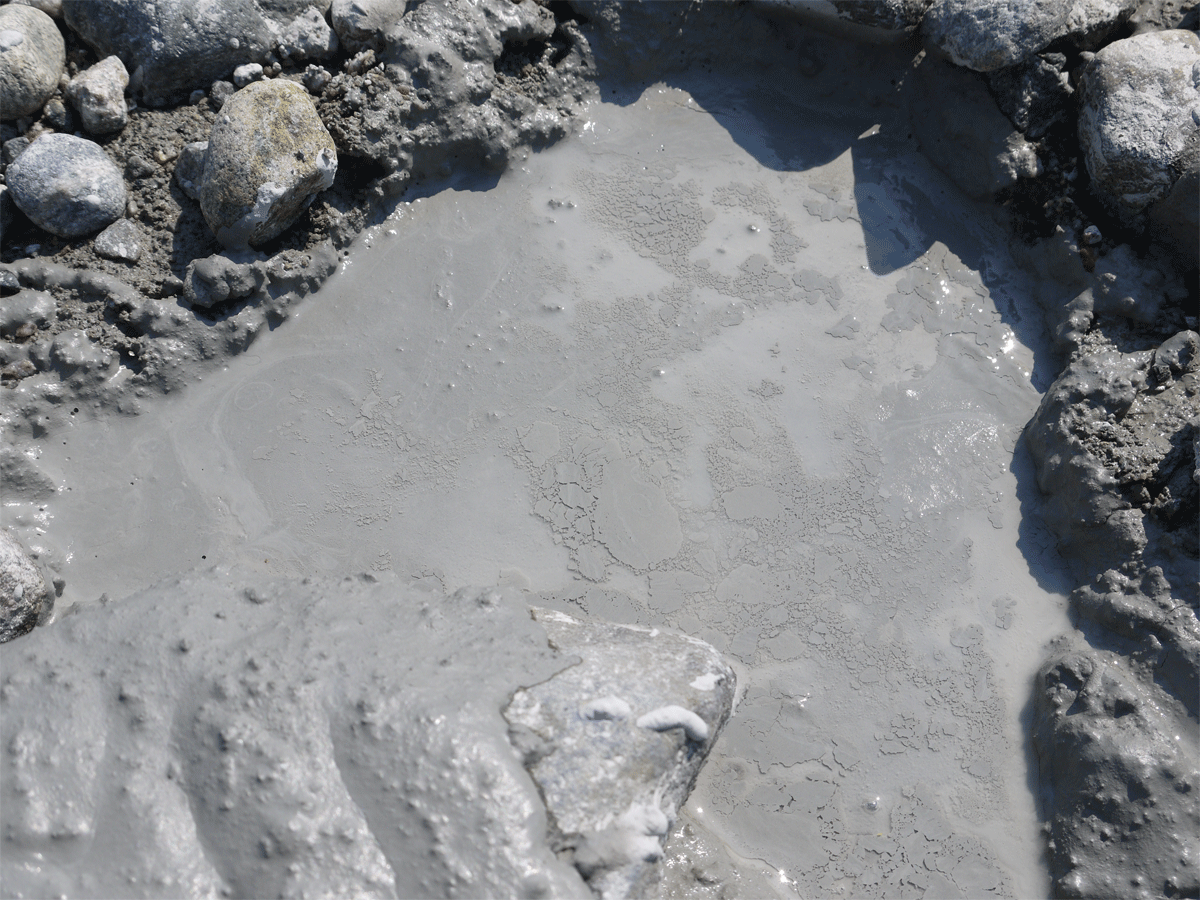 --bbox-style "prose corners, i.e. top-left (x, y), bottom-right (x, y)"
top-left (1034, 646), bottom-right (1200, 900)
top-left (0, 4), bottom-right (64, 121)
top-left (1047, 243), bottom-right (1192, 349)
top-left (1025, 332), bottom-right (1199, 577)
top-left (922, 0), bottom-right (1138, 72)
top-left (908, 55), bottom-right (1041, 199)
top-left (62, 0), bottom-right (337, 107)
top-left (986, 52), bottom-right (1072, 139)
top-left (0, 288), bottom-right (54, 339)
top-left (65, 55), bottom-right (130, 135)
top-left (1078, 30), bottom-right (1200, 265)
top-left (330, 0), bottom-right (408, 51)
top-left (199, 79), bottom-right (337, 249)
top-left (315, 0), bottom-right (593, 188)
top-left (505, 608), bottom-right (735, 899)
top-left (4, 133), bottom-right (126, 238)
top-left (0, 528), bottom-right (49, 642)
top-left (1073, 566), bottom-right (1199, 714)
top-left (183, 252), bottom-right (270, 309)
top-left (0, 569), bottom-right (731, 899)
